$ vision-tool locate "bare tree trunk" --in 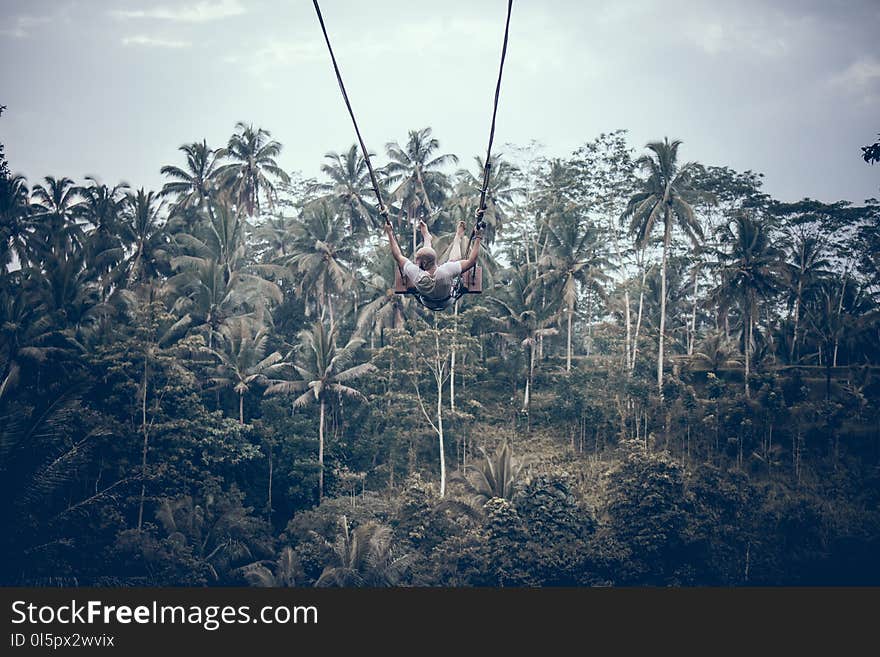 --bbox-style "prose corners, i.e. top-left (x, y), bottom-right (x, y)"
top-left (437, 366), bottom-right (446, 498)
top-left (318, 398), bottom-right (325, 502)
top-left (450, 299), bottom-right (458, 410)
top-left (239, 392), bottom-right (245, 425)
top-left (389, 443), bottom-right (395, 490)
